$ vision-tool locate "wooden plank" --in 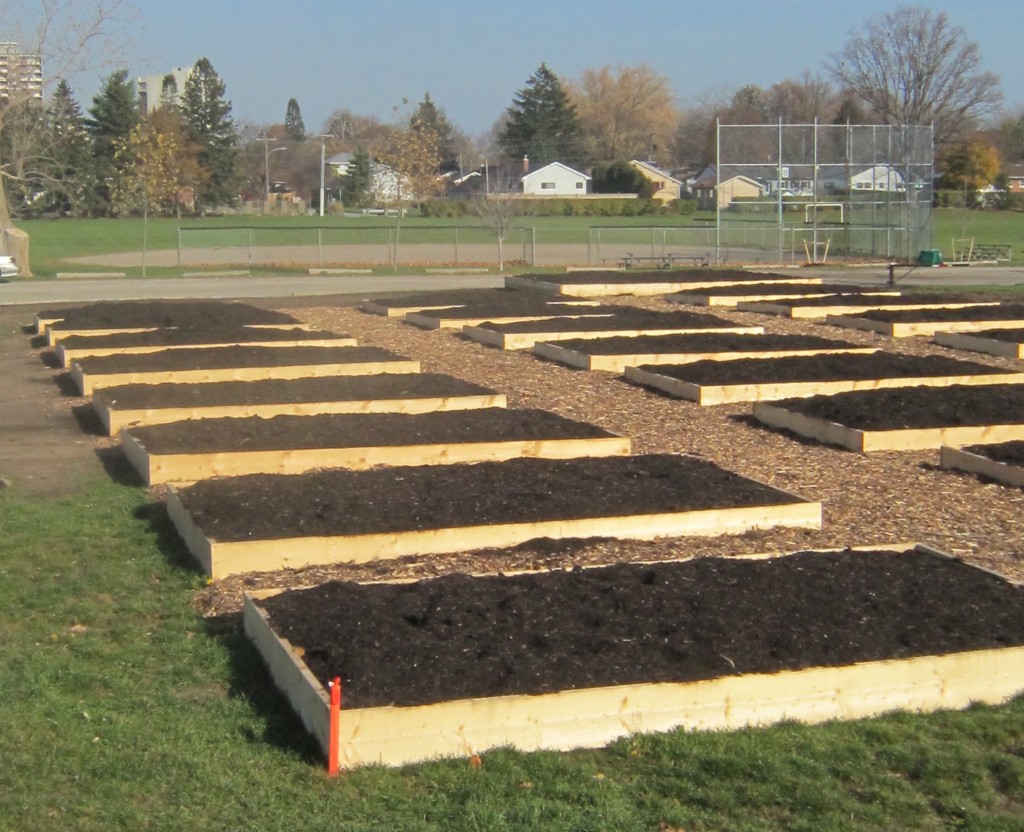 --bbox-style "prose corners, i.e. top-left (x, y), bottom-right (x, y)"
top-left (624, 366), bottom-right (1024, 406)
top-left (934, 330), bottom-right (1024, 359)
top-left (94, 391), bottom-right (508, 435)
top-left (752, 402), bottom-right (1024, 452)
top-left (534, 342), bottom-right (877, 373)
top-left (168, 489), bottom-right (821, 579)
top-left (46, 326), bottom-right (156, 346)
top-left (738, 300), bottom-right (998, 319)
top-left (826, 314), bottom-right (1024, 338)
top-left (504, 275), bottom-right (824, 298)
top-left (939, 446), bottom-right (1024, 487)
top-left (70, 357), bottom-right (421, 396)
top-left (122, 432), bottom-right (633, 486)
top-left (56, 334), bottom-right (358, 367)
top-left (671, 289), bottom-right (901, 308)
top-left (405, 310), bottom-right (612, 330)
top-left (241, 563), bottom-right (1024, 768)
top-left (464, 324), bottom-right (764, 351)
